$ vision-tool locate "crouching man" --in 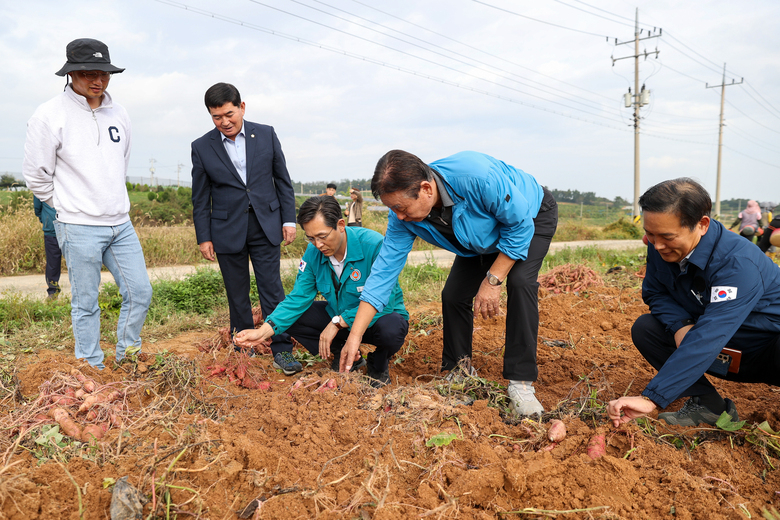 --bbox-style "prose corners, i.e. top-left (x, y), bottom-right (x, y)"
top-left (235, 196), bottom-right (409, 387)
top-left (608, 178), bottom-right (780, 427)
